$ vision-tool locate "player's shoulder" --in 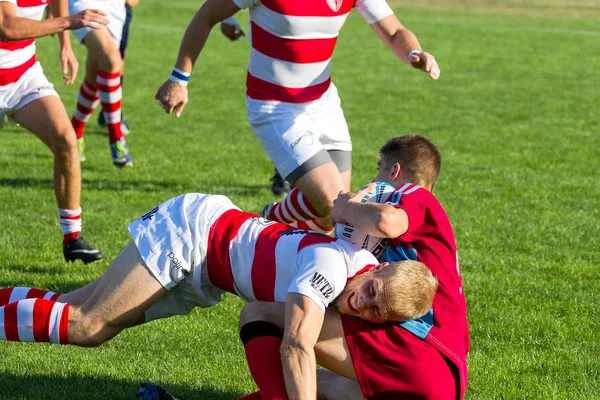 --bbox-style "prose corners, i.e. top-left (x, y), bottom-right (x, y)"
top-left (389, 183), bottom-right (439, 206)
